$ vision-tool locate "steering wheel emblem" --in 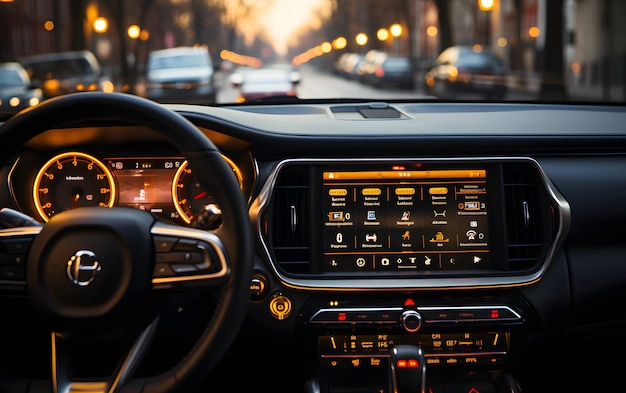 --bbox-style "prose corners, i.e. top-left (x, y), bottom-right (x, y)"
top-left (66, 250), bottom-right (102, 286)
